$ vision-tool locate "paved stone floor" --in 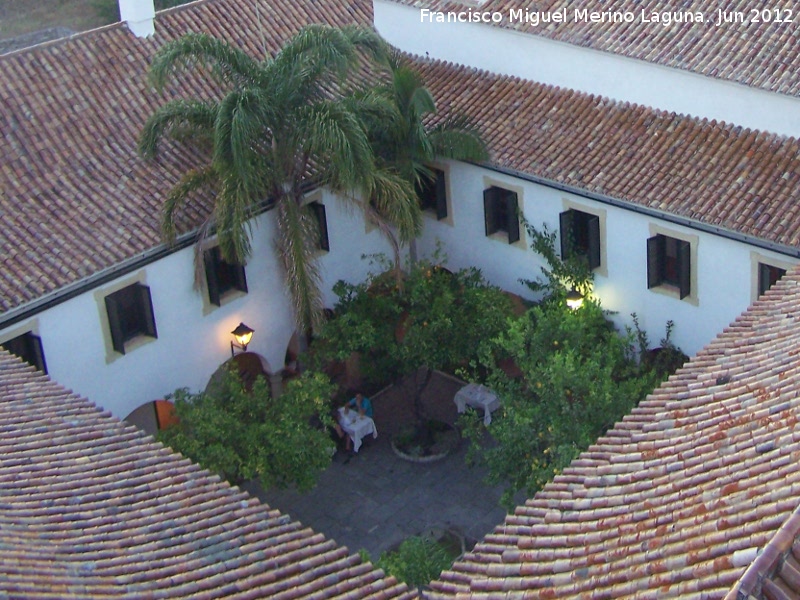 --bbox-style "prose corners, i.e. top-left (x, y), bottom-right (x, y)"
top-left (246, 373), bottom-right (520, 560)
